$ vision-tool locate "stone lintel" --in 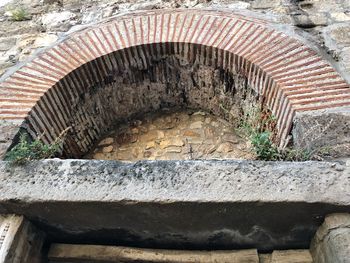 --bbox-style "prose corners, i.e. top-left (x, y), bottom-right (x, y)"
top-left (0, 159), bottom-right (349, 250)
